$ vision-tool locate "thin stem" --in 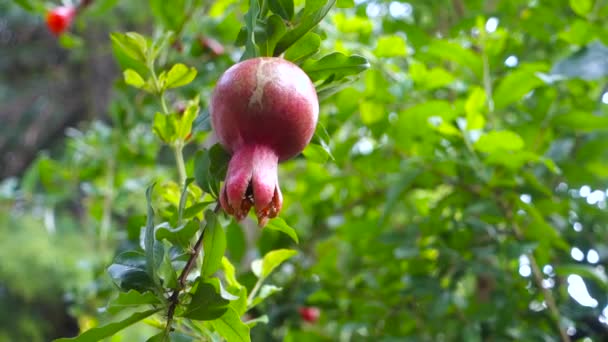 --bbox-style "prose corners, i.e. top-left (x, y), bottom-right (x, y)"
top-left (503, 202), bottom-right (571, 342)
top-left (164, 204), bottom-right (221, 335)
top-left (161, 94), bottom-right (170, 115)
top-left (527, 252), bottom-right (571, 342)
top-left (247, 278), bottom-right (264, 307)
top-left (174, 142), bottom-right (187, 187)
